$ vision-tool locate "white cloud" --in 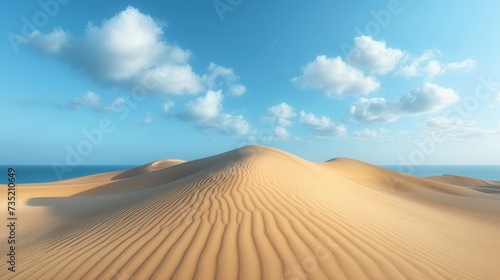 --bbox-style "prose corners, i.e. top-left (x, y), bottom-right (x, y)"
top-left (424, 116), bottom-right (473, 129)
top-left (179, 90), bottom-right (251, 136)
top-left (201, 63), bottom-right (247, 96)
top-left (399, 82), bottom-right (459, 114)
top-left (299, 111), bottom-right (347, 137)
top-left (26, 6), bottom-right (243, 95)
top-left (230, 84), bottom-right (247, 96)
top-left (397, 49), bottom-right (435, 77)
top-left (397, 49), bottom-right (476, 78)
top-left (445, 58), bottom-right (476, 72)
top-left (68, 91), bottom-right (101, 109)
top-left (182, 90), bottom-right (223, 121)
top-left (265, 102), bottom-right (296, 126)
top-left (28, 29), bottom-right (67, 54)
top-left (348, 36), bottom-right (405, 74)
top-left (423, 117), bottom-right (498, 140)
top-left (141, 65), bottom-right (202, 94)
top-left (210, 114), bottom-right (251, 135)
top-left (202, 63), bottom-right (236, 87)
top-left (262, 102), bottom-right (296, 140)
top-left (350, 83), bottom-right (459, 123)
top-left (273, 126), bottom-right (291, 139)
top-left (350, 97), bottom-right (397, 123)
top-left (162, 101), bottom-right (175, 113)
top-left (292, 55), bottom-right (380, 97)
top-left (136, 112), bottom-right (153, 124)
